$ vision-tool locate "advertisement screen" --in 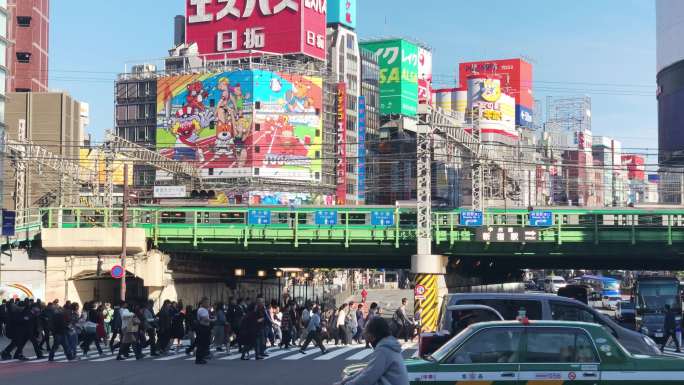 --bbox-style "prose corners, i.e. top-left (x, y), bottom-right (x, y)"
top-left (360, 39), bottom-right (418, 116)
top-left (459, 58), bottom-right (533, 108)
top-left (79, 149), bottom-right (133, 185)
top-left (418, 47), bottom-right (433, 105)
top-left (327, 0), bottom-right (356, 29)
top-left (156, 69), bottom-right (322, 181)
top-left (251, 70), bottom-right (323, 181)
top-left (185, 0), bottom-right (326, 60)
